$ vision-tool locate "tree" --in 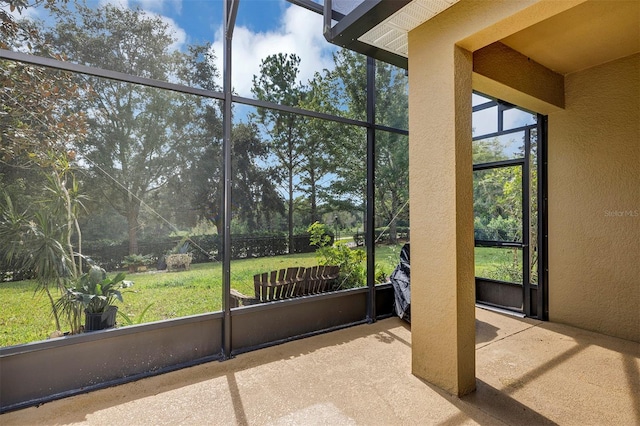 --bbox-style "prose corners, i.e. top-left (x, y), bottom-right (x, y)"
top-left (140, 43), bottom-right (224, 236)
top-left (297, 73), bottom-right (342, 224)
top-left (46, 3), bottom-right (216, 254)
top-left (375, 131), bottom-right (409, 243)
top-left (1, 0), bottom-right (87, 170)
top-left (326, 50), bottom-right (409, 242)
top-left (251, 53), bottom-right (306, 252)
top-left (173, 44), bottom-right (284, 235)
top-left (230, 122), bottom-right (285, 232)
top-left (372, 63), bottom-right (409, 243)
top-left (472, 137), bottom-right (519, 242)
top-left (1, 1), bottom-right (89, 323)
top-left (188, 120), bottom-right (285, 235)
